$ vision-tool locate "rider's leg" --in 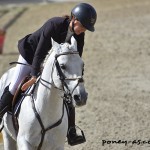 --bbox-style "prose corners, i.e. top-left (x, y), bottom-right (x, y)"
top-left (67, 105), bottom-right (86, 146)
top-left (0, 55), bottom-right (31, 118)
